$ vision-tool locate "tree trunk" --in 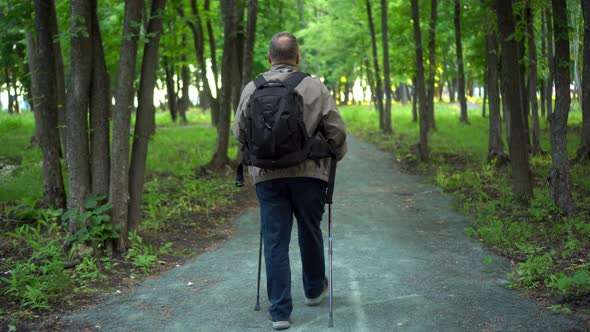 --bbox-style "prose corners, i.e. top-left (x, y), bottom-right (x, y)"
top-left (66, 0), bottom-right (93, 234)
top-left (110, 0), bottom-right (144, 252)
top-left (484, 1), bottom-right (505, 162)
top-left (577, 0), bottom-right (590, 162)
top-left (455, 0), bottom-right (468, 124)
top-left (163, 58), bottom-right (178, 122)
top-left (190, 0), bottom-right (219, 126)
top-left (411, 0), bottom-right (429, 161)
top-left (179, 61), bottom-right (190, 124)
top-left (241, 0), bottom-right (257, 88)
top-left (546, 8), bottom-right (554, 120)
top-left (381, 0), bottom-right (392, 134)
top-left (549, 0), bottom-right (574, 215)
top-left (48, 0), bottom-right (67, 156)
top-left (496, 0), bottom-right (532, 204)
top-left (400, 82), bottom-right (408, 106)
top-left (448, 79), bottom-right (456, 102)
top-left (90, 0), bottom-right (110, 196)
top-left (128, 0), bottom-right (167, 241)
top-left (204, 0), bottom-right (219, 93)
top-left (516, 26), bottom-right (531, 151)
top-left (28, 0), bottom-right (66, 209)
top-left (527, 1), bottom-right (541, 154)
top-left (412, 77), bottom-right (418, 122)
top-left (209, 0), bottom-right (237, 168)
top-left (231, 0), bottom-right (245, 112)
top-left (426, 0), bottom-right (438, 130)
top-left (366, 0), bottom-right (384, 130)
top-left (540, 10), bottom-right (547, 119)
